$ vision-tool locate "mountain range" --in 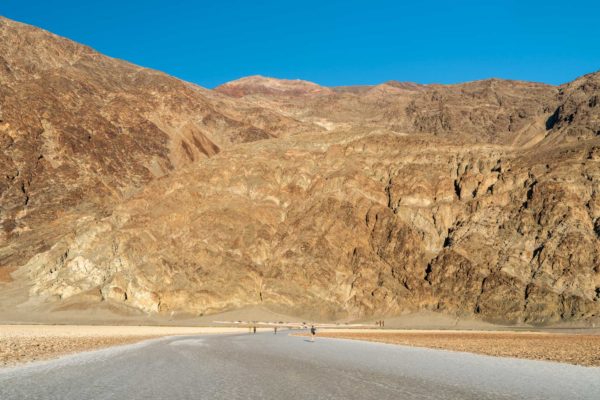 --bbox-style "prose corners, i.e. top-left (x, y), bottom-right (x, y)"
top-left (1, 16), bottom-right (599, 325)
